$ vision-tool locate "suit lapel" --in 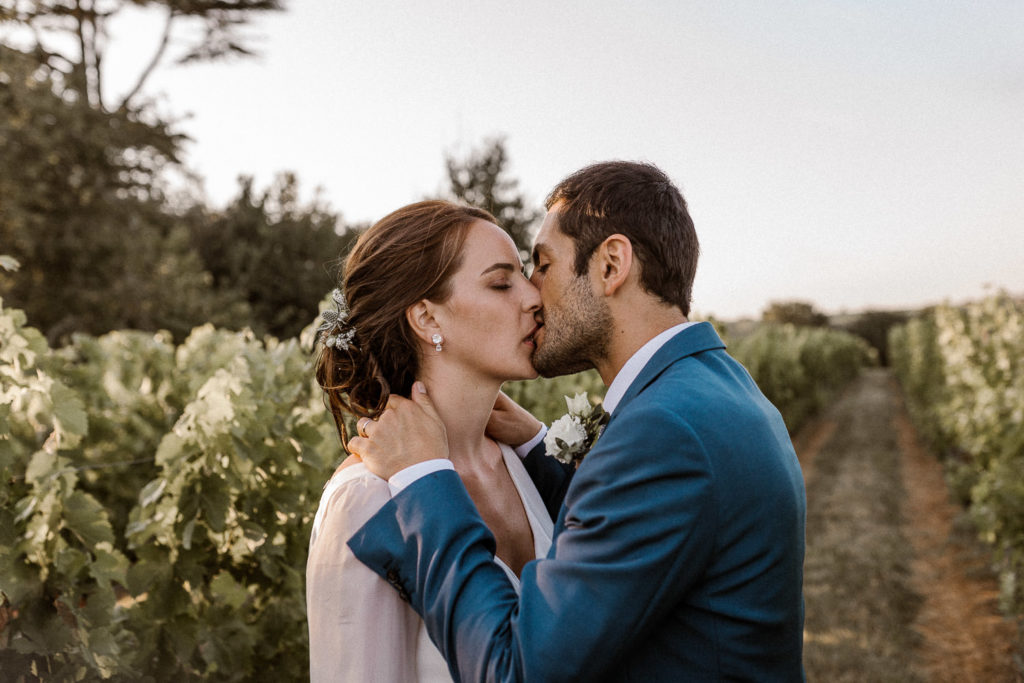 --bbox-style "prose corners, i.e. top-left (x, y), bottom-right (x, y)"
top-left (553, 323), bottom-right (726, 533)
top-left (609, 322), bottom-right (726, 419)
